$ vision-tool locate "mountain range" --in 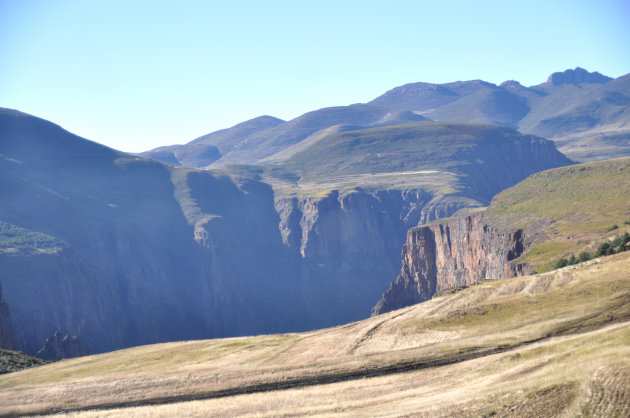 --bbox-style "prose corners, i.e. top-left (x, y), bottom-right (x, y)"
top-left (1, 66), bottom-right (630, 415)
top-left (143, 67), bottom-right (630, 165)
top-left (0, 67), bottom-right (628, 359)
